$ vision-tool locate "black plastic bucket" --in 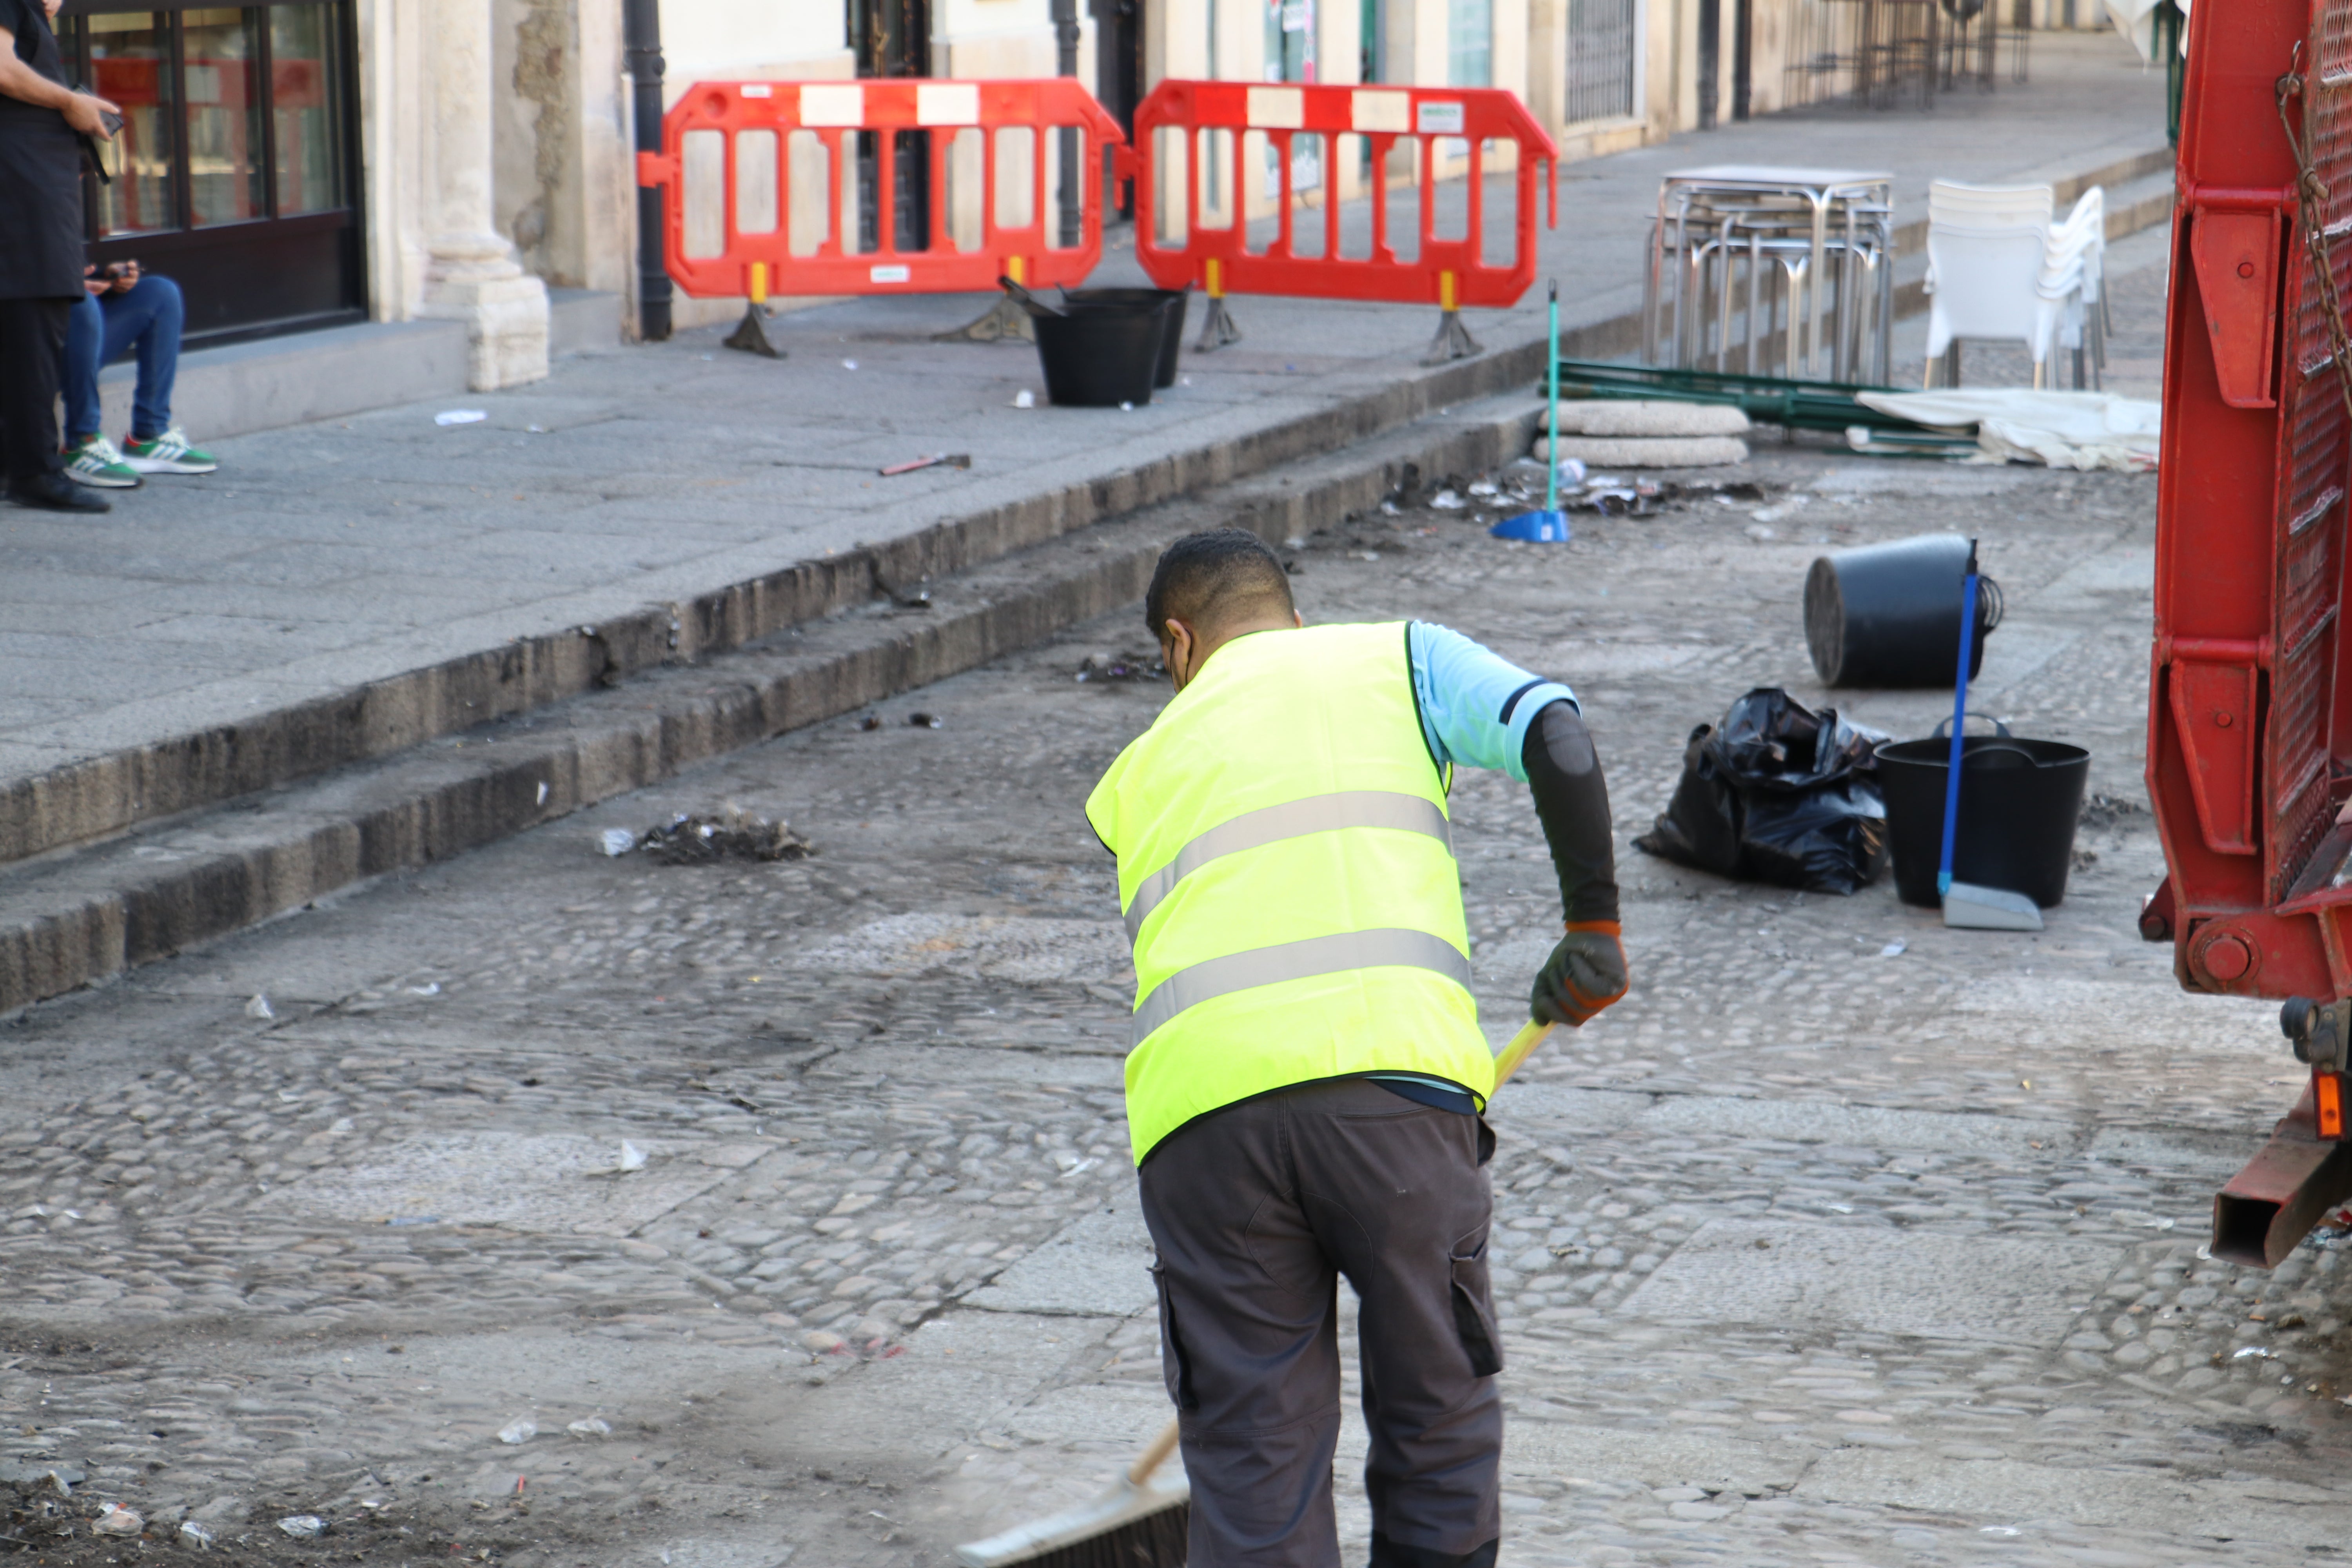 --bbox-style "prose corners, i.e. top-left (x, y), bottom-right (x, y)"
top-left (1032, 303), bottom-right (1163, 408)
top-left (1805, 534), bottom-right (2004, 687)
top-left (1878, 732), bottom-right (2091, 907)
top-left (1060, 288), bottom-right (1187, 387)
